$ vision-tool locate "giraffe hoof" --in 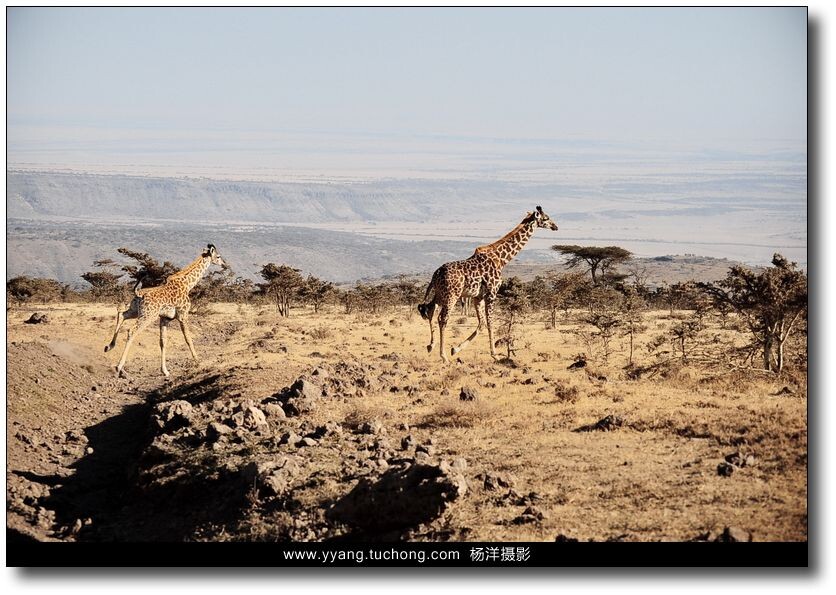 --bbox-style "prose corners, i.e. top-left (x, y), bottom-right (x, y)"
top-left (426, 345), bottom-right (433, 353)
top-left (451, 347), bottom-right (459, 356)
top-left (103, 345), bottom-right (111, 353)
